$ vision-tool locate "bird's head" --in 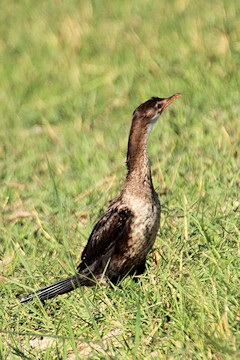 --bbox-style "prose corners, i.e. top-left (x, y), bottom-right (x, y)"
top-left (132, 93), bottom-right (182, 126)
